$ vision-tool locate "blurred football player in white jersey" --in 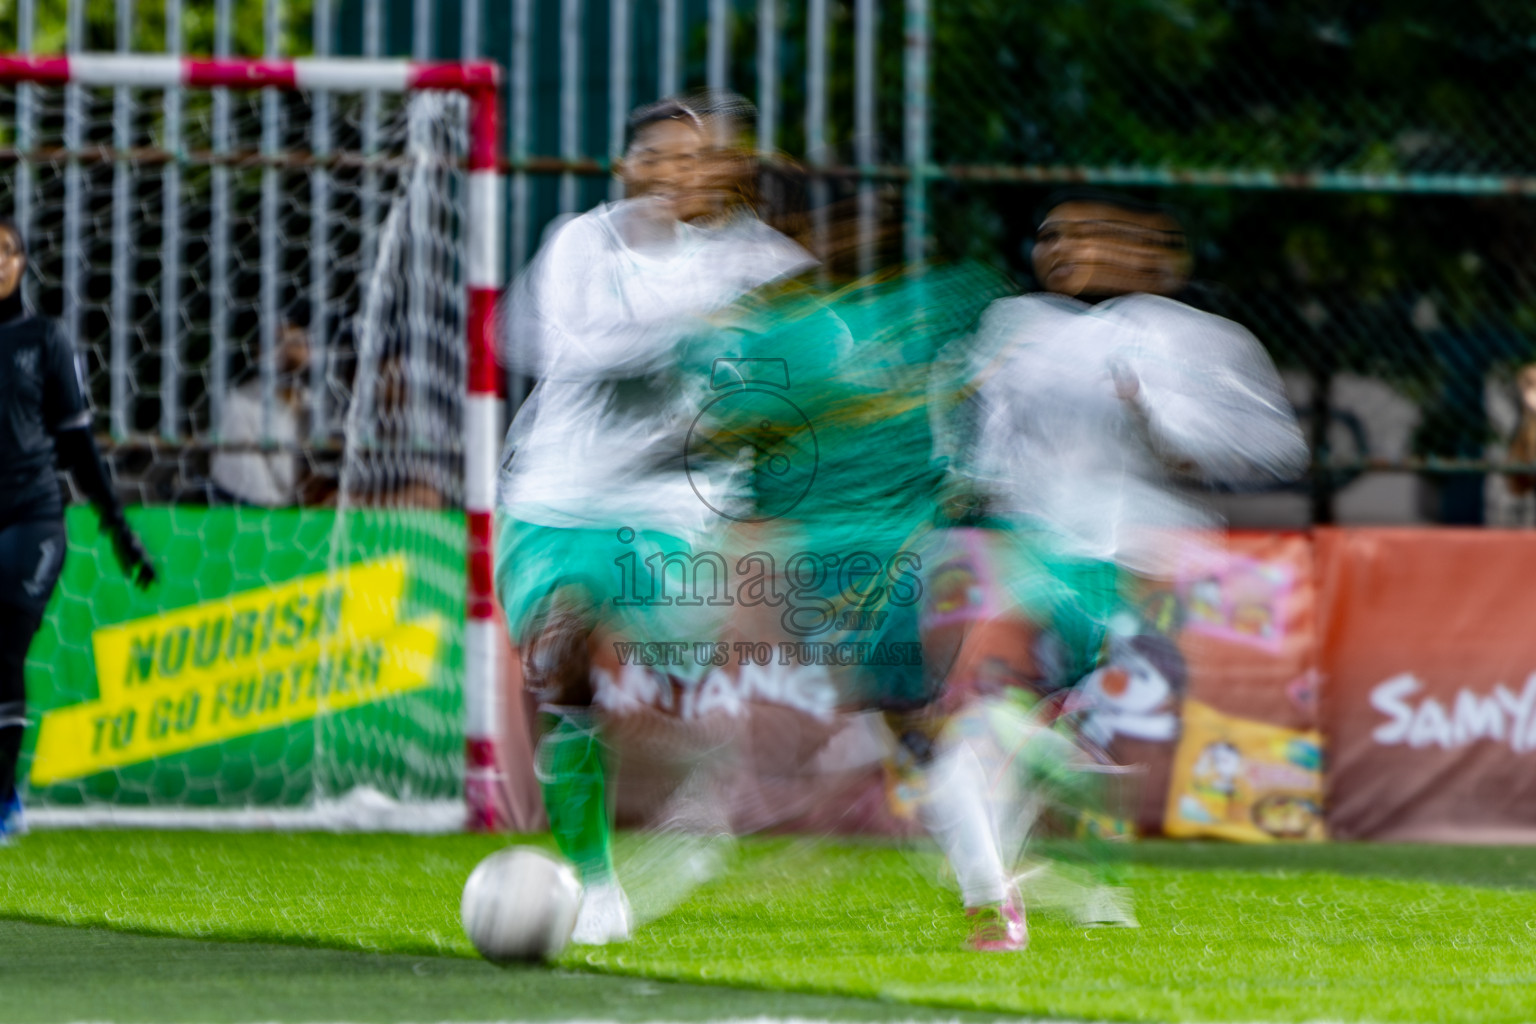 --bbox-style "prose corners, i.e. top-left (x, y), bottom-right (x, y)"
top-left (971, 189), bottom-right (1306, 581)
top-left (935, 189), bottom-right (1306, 945)
top-left (494, 94), bottom-right (813, 946)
